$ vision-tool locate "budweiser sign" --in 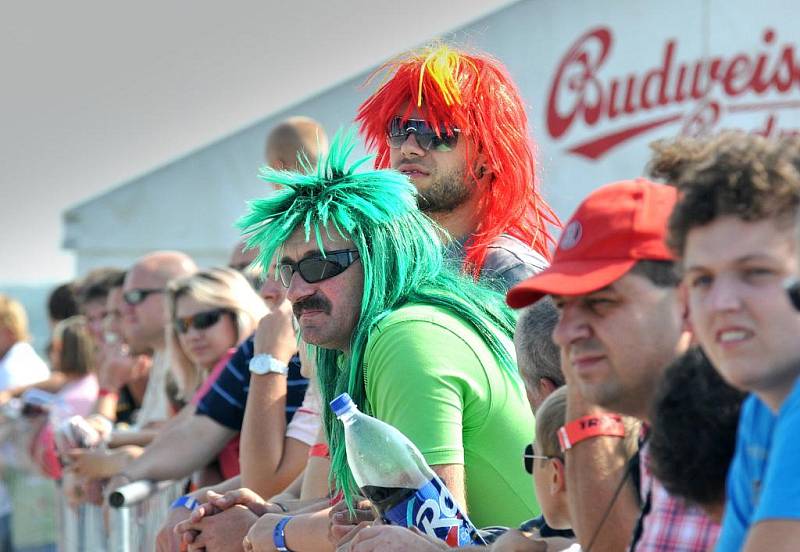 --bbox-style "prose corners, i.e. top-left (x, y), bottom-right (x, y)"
top-left (546, 27), bottom-right (800, 160)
